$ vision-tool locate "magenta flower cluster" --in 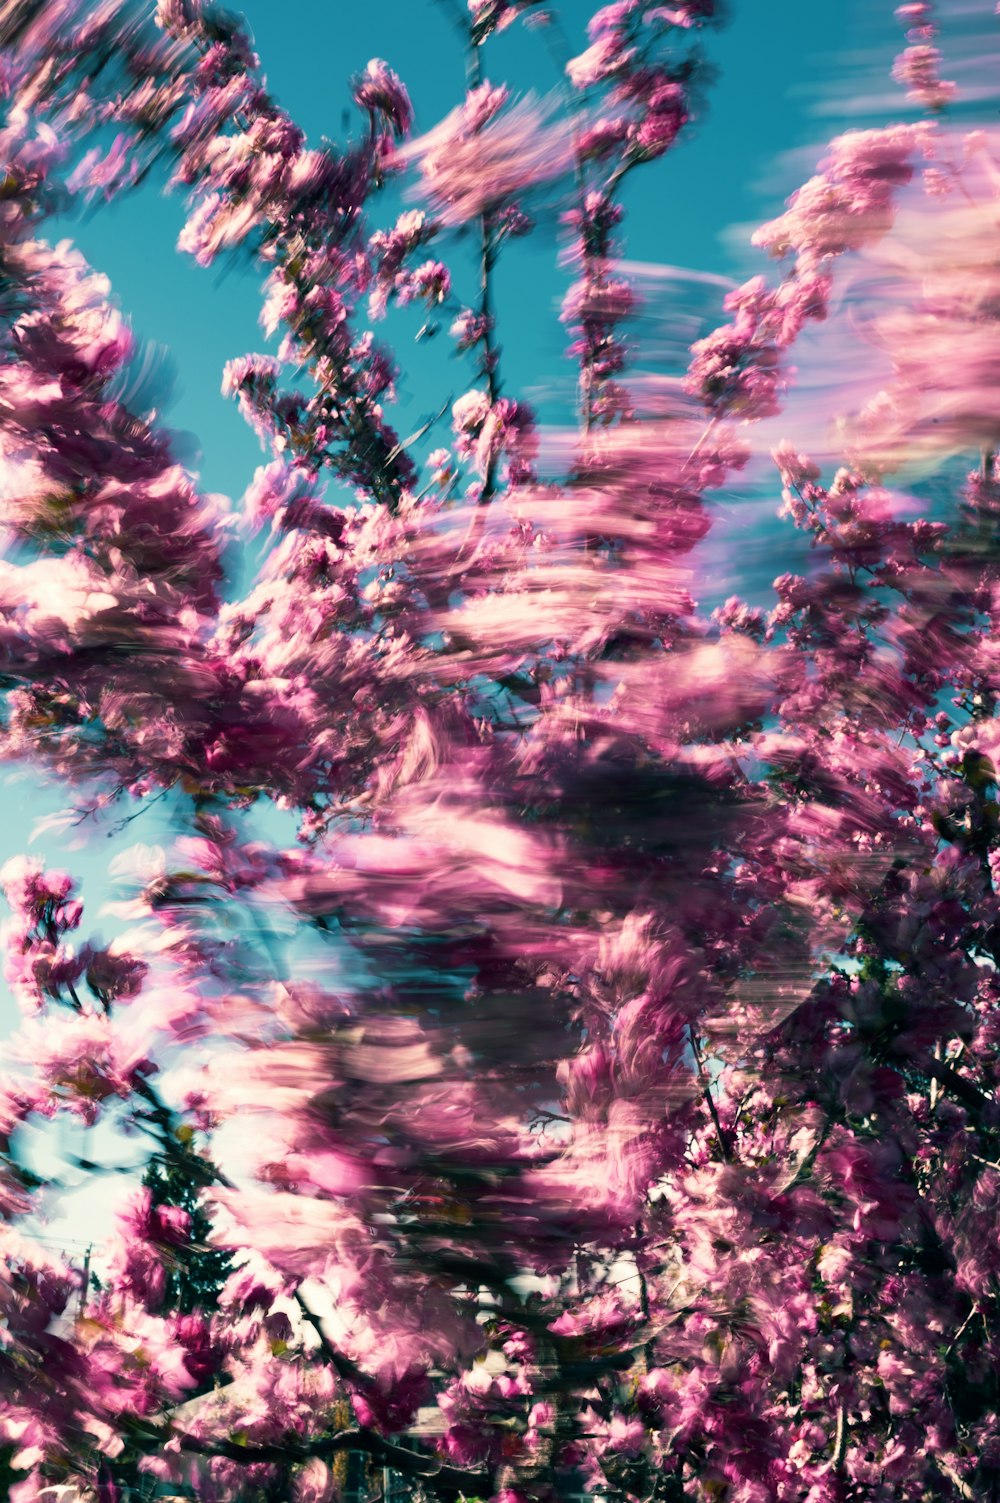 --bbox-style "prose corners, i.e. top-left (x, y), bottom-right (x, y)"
top-left (0, 2), bottom-right (998, 1503)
